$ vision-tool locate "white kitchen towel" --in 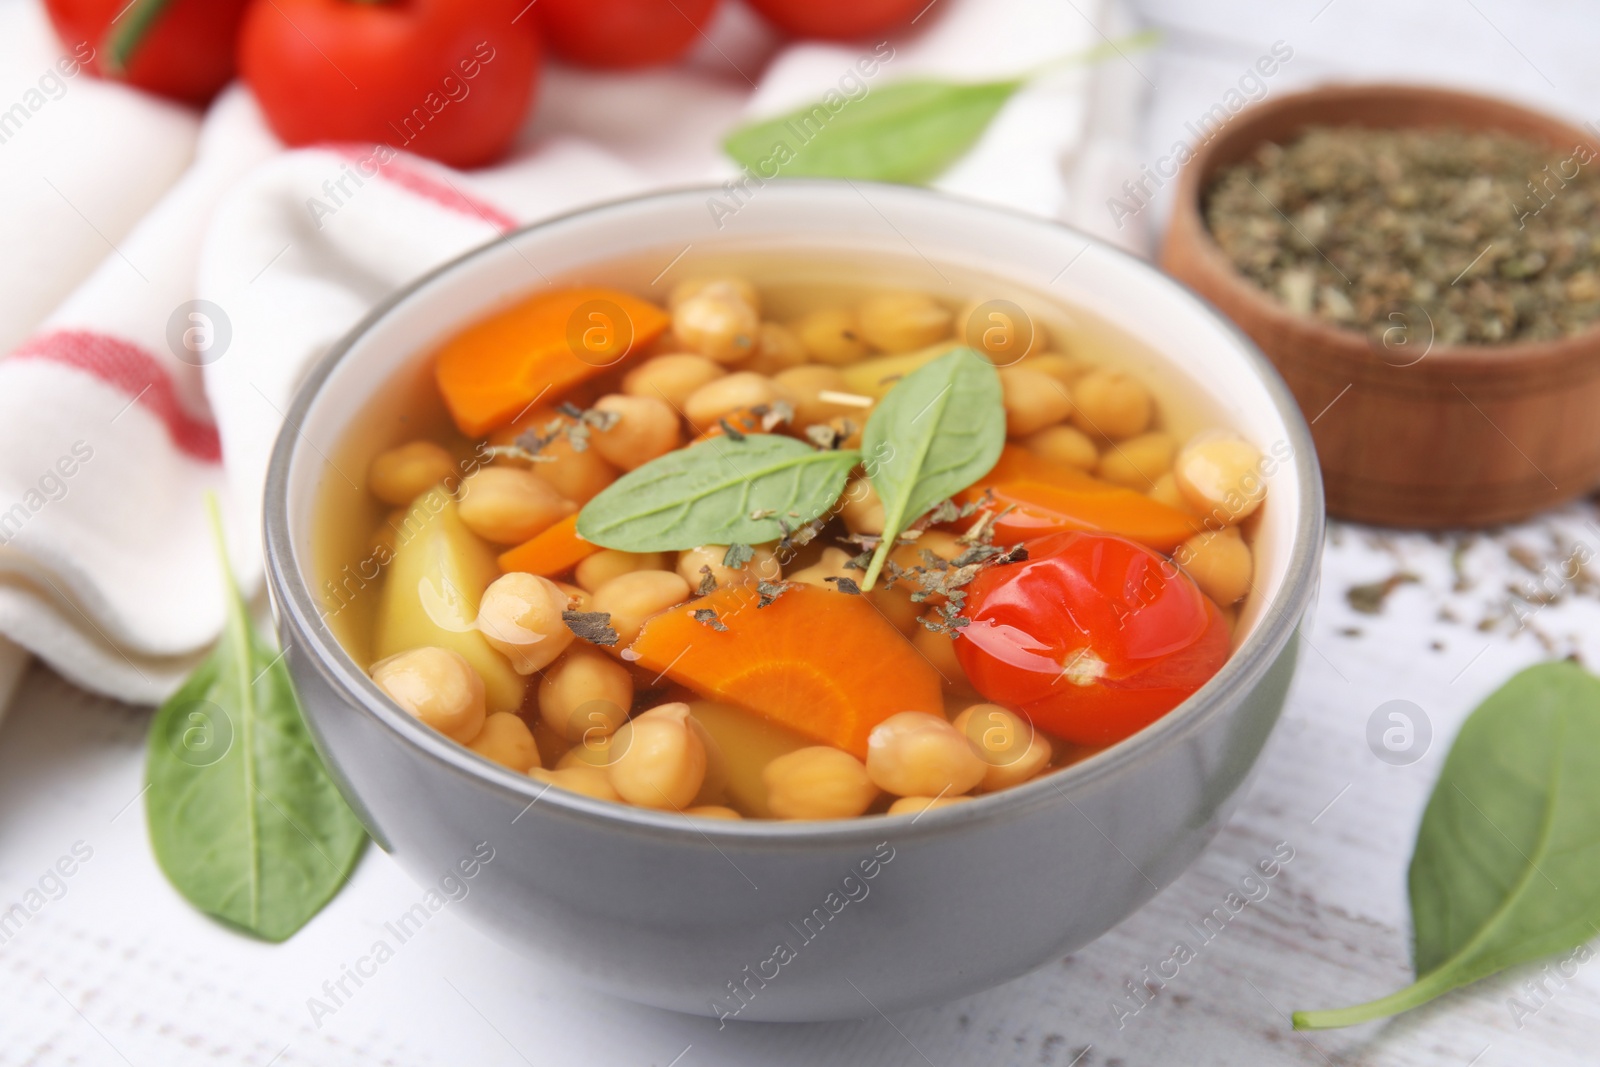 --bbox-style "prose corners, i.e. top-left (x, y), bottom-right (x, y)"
top-left (0, 0), bottom-right (1130, 705)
